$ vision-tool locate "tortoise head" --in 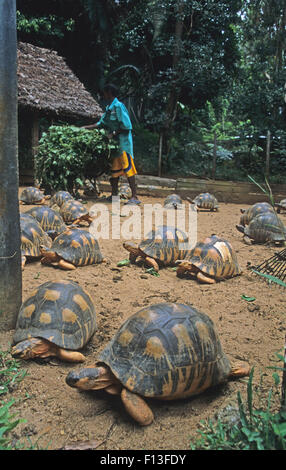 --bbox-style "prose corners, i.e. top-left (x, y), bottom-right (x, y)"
top-left (11, 338), bottom-right (51, 360)
top-left (66, 365), bottom-right (117, 391)
top-left (123, 241), bottom-right (139, 255)
top-left (40, 245), bottom-right (59, 263)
